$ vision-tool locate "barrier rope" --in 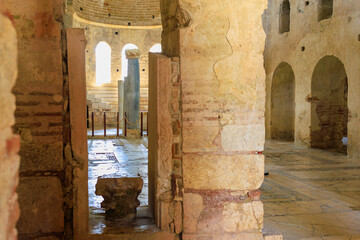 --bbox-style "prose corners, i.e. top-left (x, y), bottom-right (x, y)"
top-left (125, 115), bottom-right (141, 126)
top-left (116, 118), bottom-right (125, 124)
